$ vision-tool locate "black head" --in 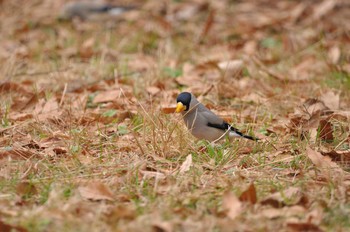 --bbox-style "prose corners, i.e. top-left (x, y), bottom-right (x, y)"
top-left (176, 92), bottom-right (192, 112)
